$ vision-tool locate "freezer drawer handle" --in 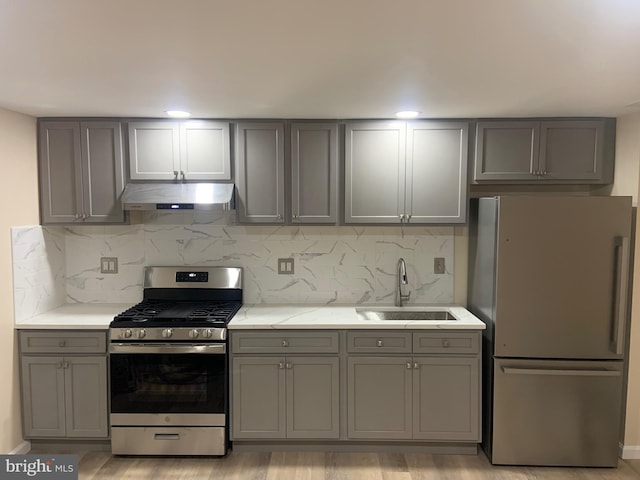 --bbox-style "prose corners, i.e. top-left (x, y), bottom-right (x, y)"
top-left (611, 236), bottom-right (630, 355)
top-left (154, 433), bottom-right (180, 441)
top-left (502, 367), bottom-right (621, 377)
